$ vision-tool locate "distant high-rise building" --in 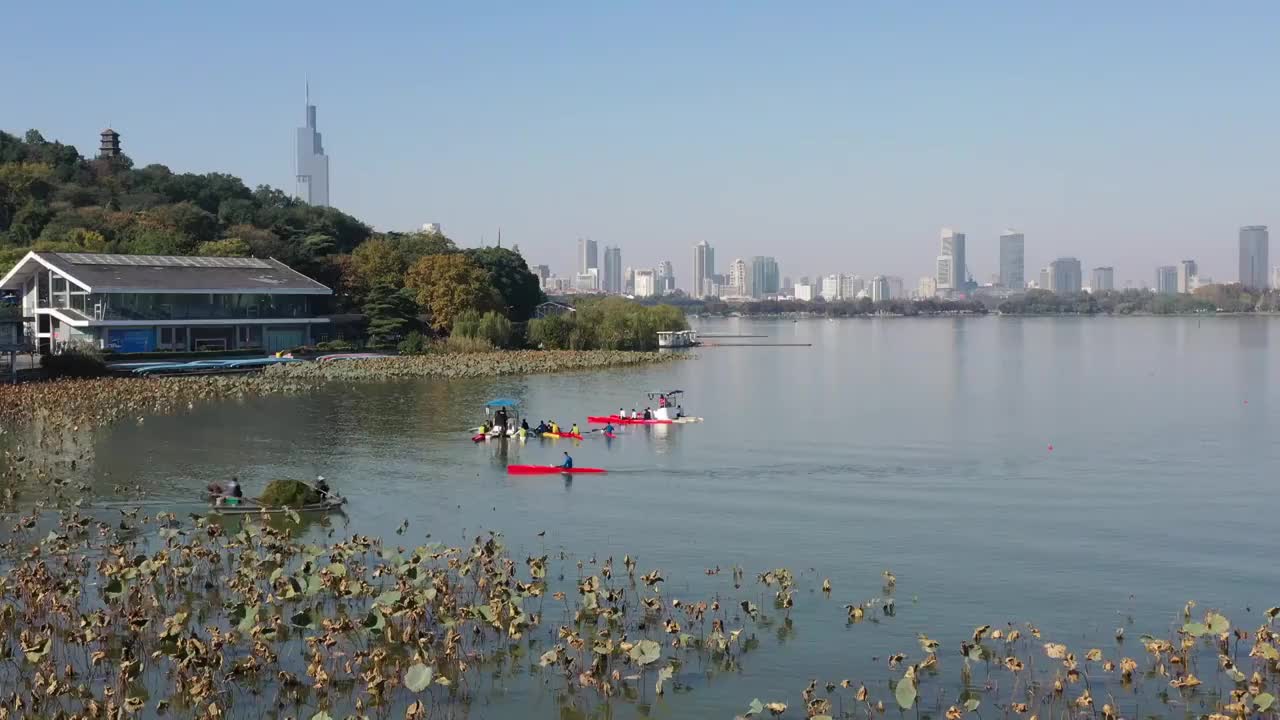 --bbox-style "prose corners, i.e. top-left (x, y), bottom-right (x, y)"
top-left (1273, 266), bottom-right (1280, 290)
top-left (624, 266), bottom-right (635, 295)
top-left (886, 276), bottom-right (904, 299)
top-left (841, 275), bottom-right (864, 299)
top-left (749, 256), bottom-right (779, 299)
top-left (1091, 267), bottom-right (1114, 292)
top-left (1048, 258), bottom-right (1082, 294)
top-left (657, 260), bottom-right (675, 293)
top-left (602, 246), bottom-right (623, 294)
top-left (577, 238), bottom-right (598, 275)
top-left (794, 283), bottom-right (815, 301)
top-left (1155, 265), bottom-right (1178, 295)
top-left (532, 264), bottom-right (551, 285)
top-left (295, 83), bottom-right (330, 207)
top-left (870, 275), bottom-right (890, 302)
top-left (574, 269), bottom-right (599, 293)
top-left (1177, 260), bottom-right (1197, 294)
top-left (728, 258), bottom-right (748, 296)
top-left (420, 223), bottom-right (443, 235)
top-left (937, 228), bottom-right (966, 291)
top-left (1038, 267), bottom-right (1051, 289)
top-left (821, 274), bottom-right (841, 300)
top-left (633, 269), bottom-right (658, 298)
top-left (1239, 226), bottom-right (1270, 289)
top-left (692, 241), bottom-right (715, 298)
top-left (918, 276), bottom-right (938, 298)
top-left (999, 231), bottom-right (1025, 288)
